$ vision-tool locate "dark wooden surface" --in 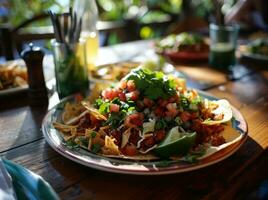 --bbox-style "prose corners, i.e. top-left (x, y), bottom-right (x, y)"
top-left (1, 40), bottom-right (268, 200)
